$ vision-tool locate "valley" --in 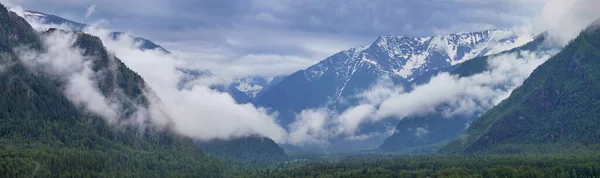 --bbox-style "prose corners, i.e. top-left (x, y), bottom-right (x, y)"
top-left (2, 0), bottom-right (600, 177)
